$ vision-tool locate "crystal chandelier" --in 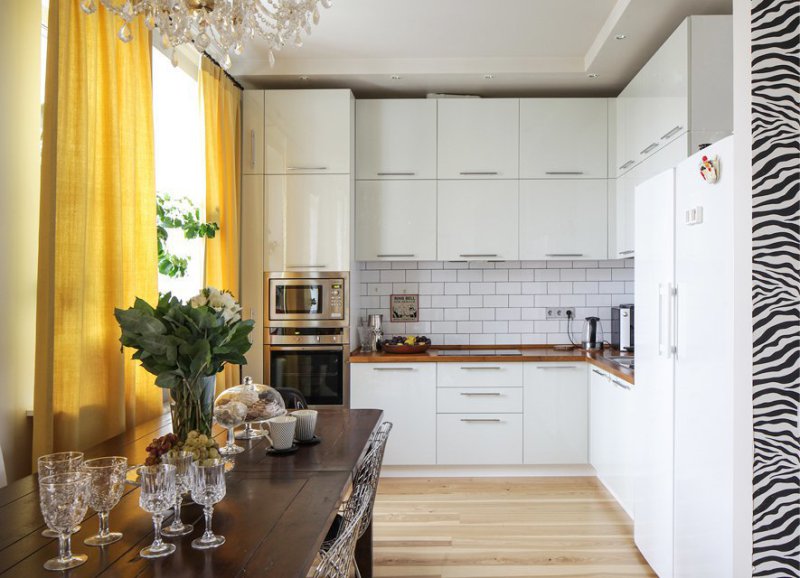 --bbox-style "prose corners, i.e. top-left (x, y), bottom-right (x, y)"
top-left (80, 0), bottom-right (332, 69)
